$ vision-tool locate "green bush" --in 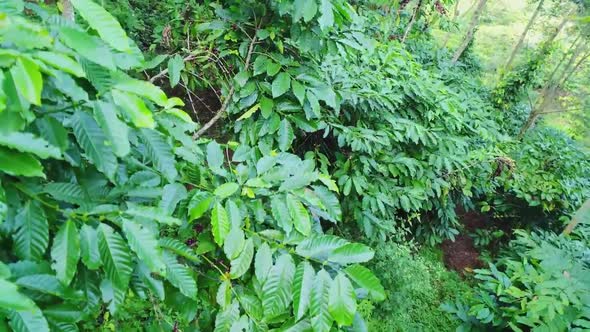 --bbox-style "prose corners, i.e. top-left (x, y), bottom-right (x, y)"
top-left (366, 242), bottom-right (473, 332)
